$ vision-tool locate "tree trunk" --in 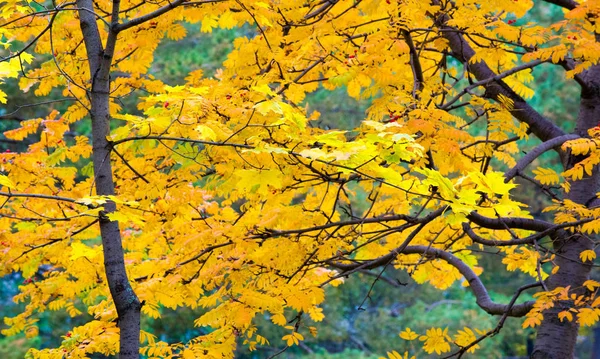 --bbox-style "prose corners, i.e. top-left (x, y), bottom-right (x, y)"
top-left (531, 65), bottom-right (600, 358)
top-left (77, 0), bottom-right (141, 357)
top-left (439, 8), bottom-right (600, 354)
